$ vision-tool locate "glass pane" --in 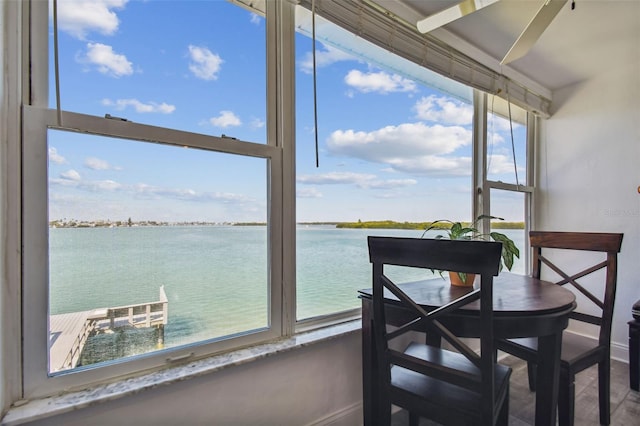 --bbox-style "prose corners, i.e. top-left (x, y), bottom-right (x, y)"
top-left (486, 97), bottom-right (527, 185)
top-left (48, 129), bottom-right (268, 373)
top-left (489, 189), bottom-right (526, 275)
top-left (49, 0), bottom-right (266, 143)
top-left (294, 9), bottom-right (473, 320)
